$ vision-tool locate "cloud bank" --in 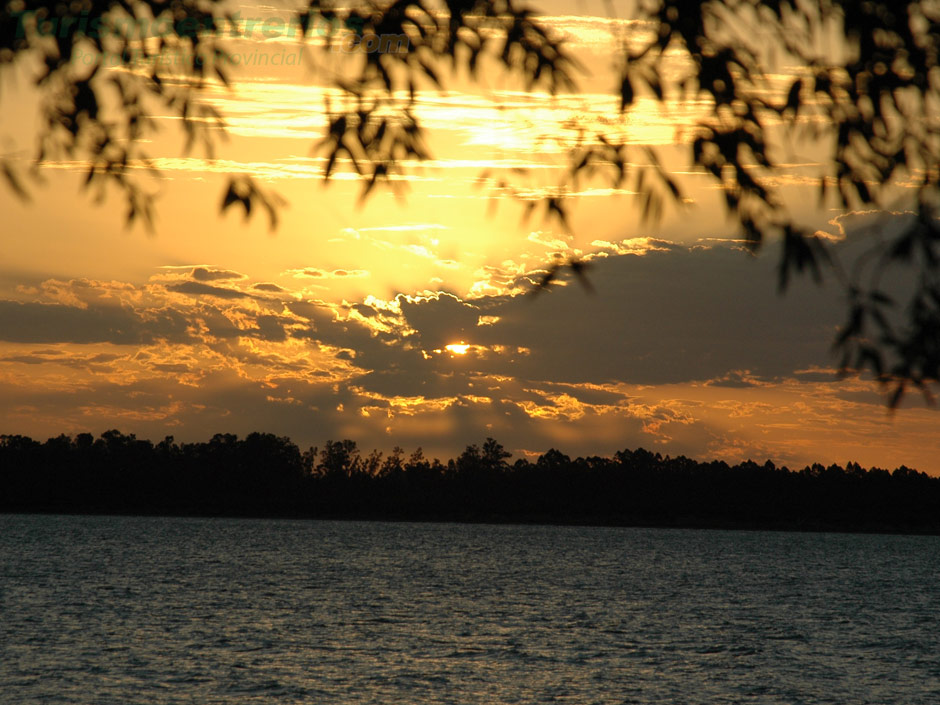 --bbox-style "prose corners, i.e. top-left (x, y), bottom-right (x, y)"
top-left (1, 244), bottom-right (937, 473)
